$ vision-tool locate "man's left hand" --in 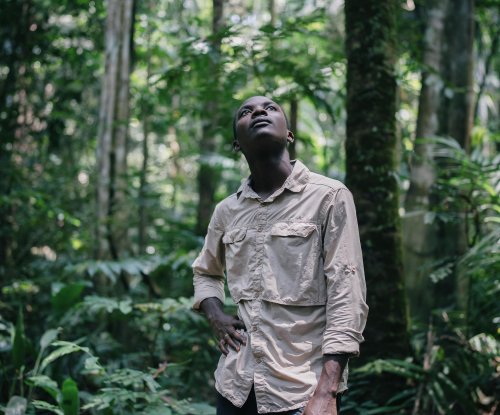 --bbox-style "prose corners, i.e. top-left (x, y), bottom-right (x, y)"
top-left (303, 391), bottom-right (337, 415)
top-left (303, 354), bottom-right (348, 415)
